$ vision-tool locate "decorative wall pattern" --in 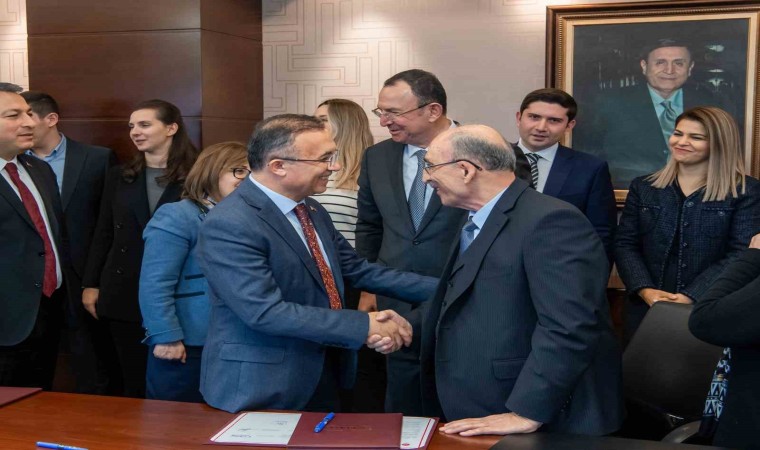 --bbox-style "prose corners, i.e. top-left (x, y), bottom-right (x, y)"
top-left (263, 0), bottom-right (651, 142)
top-left (0, 0), bottom-right (27, 89)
